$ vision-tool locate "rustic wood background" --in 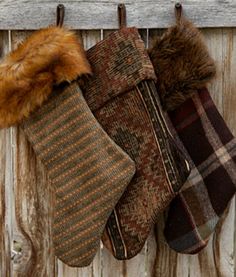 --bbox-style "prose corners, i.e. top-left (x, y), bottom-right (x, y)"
top-left (1, 0), bottom-right (236, 29)
top-left (0, 1), bottom-right (235, 277)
